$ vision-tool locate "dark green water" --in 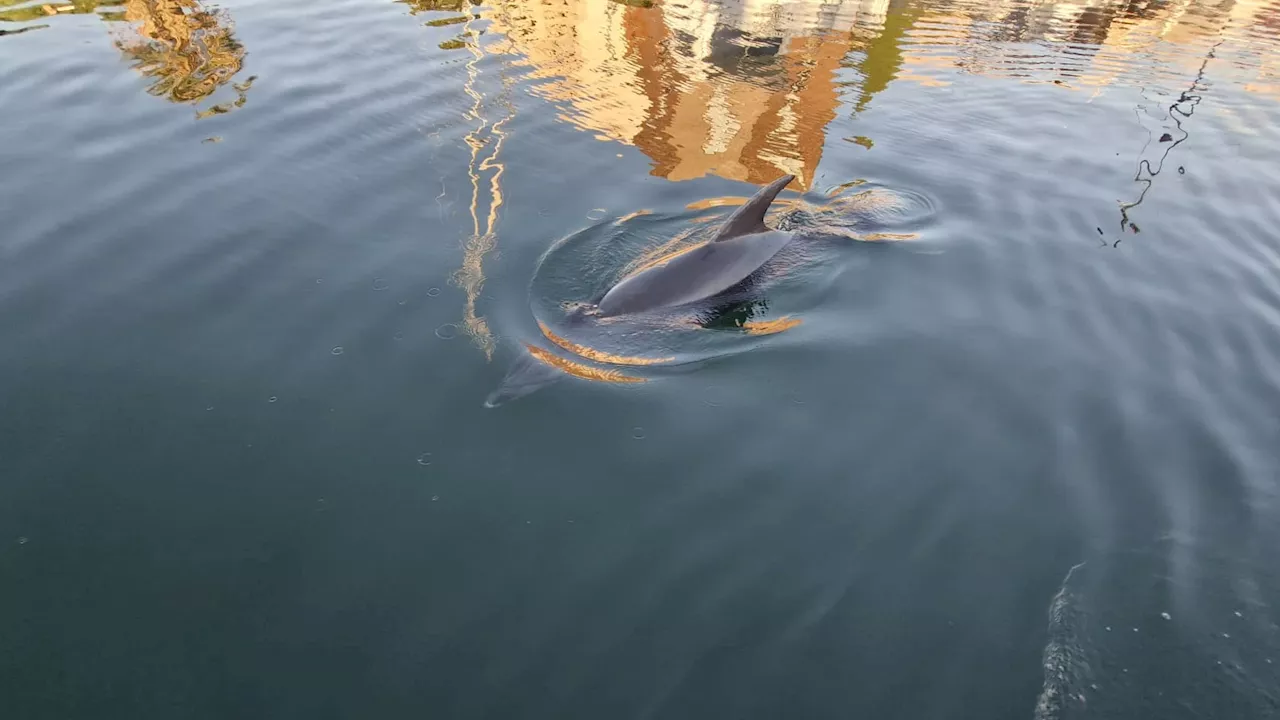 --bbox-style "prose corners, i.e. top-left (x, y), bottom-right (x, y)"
top-left (3, 0), bottom-right (1280, 717)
